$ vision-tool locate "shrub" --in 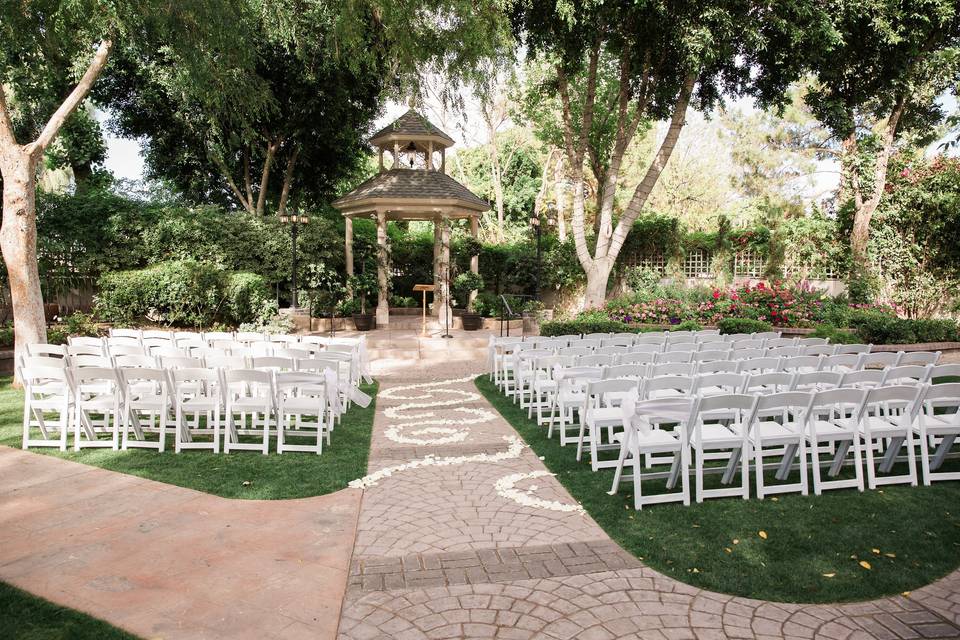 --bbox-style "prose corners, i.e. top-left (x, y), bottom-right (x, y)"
top-left (846, 310), bottom-right (914, 344)
top-left (716, 318), bottom-right (774, 334)
top-left (809, 324), bottom-right (859, 344)
top-left (540, 318), bottom-right (631, 337)
top-left (62, 311), bottom-right (101, 336)
top-left (224, 272), bottom-right (271, 324)
top-left (453, 272), bottom-right (485, 311)
top-left (671, 319), bottom-right (703, 332)
top-left (907, 318), bottom-right (960, 343)
top-left (0, 326), bottom-right (13, 348)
